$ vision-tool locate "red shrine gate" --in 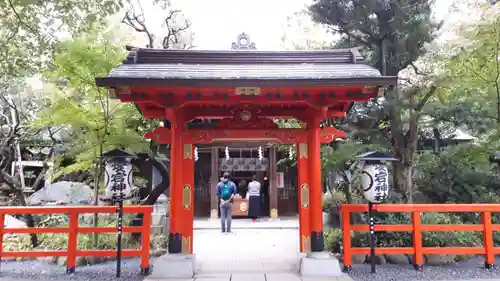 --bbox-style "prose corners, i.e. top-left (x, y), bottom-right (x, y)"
top-left (95, 36), bottom-right (396, 255)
